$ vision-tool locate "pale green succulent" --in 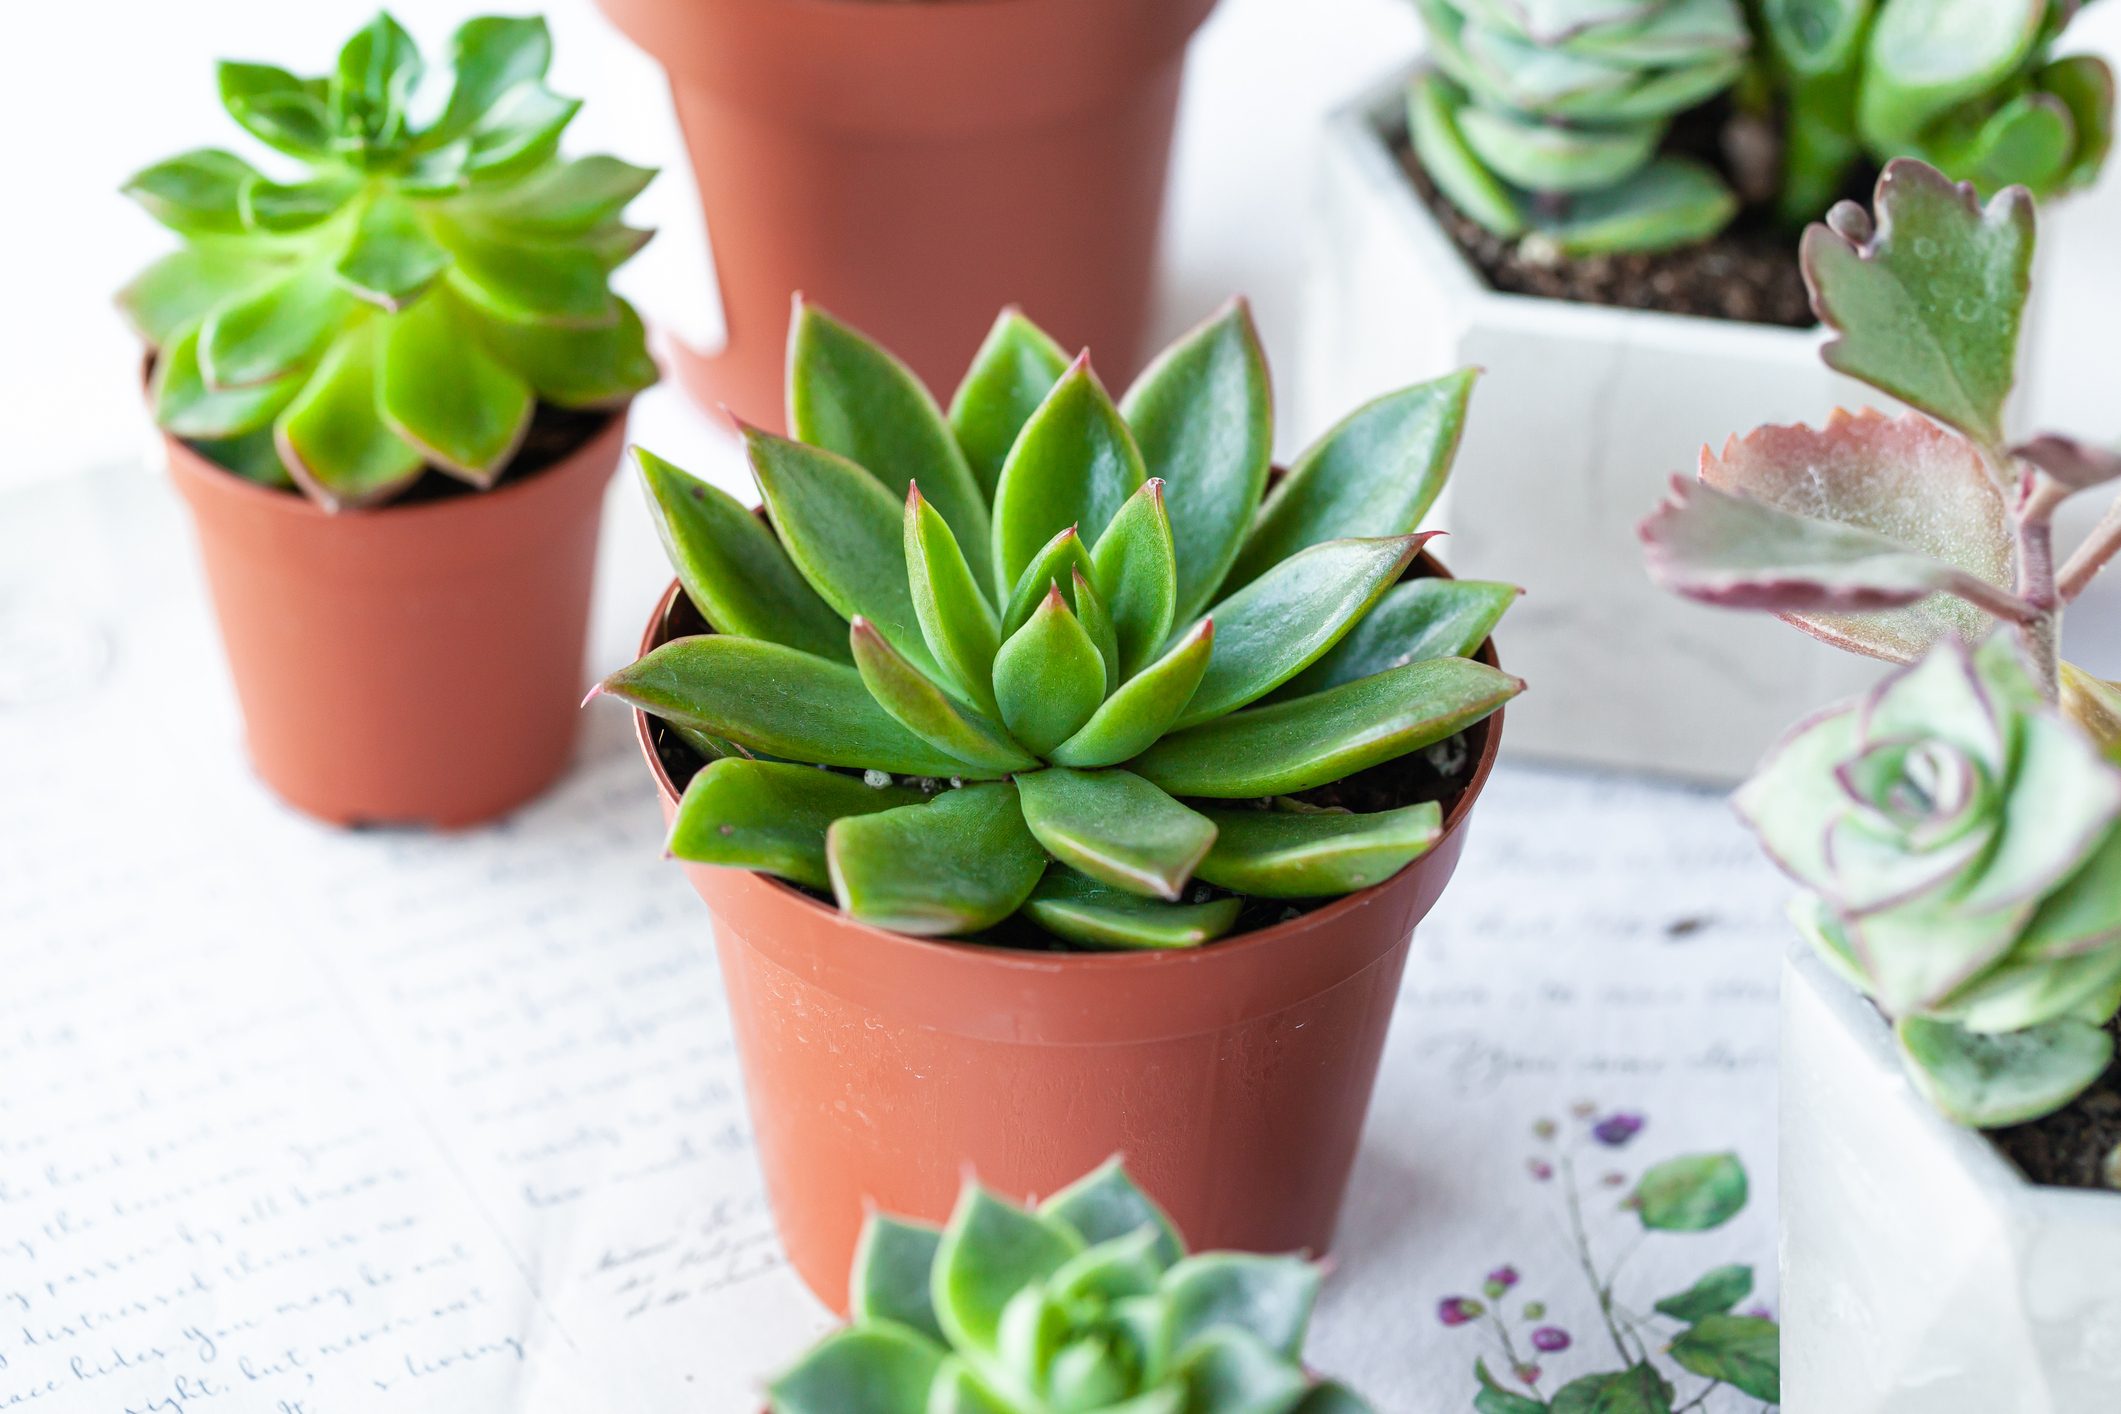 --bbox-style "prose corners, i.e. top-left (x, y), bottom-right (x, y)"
top-left (770, 1160), bottom-right (1373, 1414)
